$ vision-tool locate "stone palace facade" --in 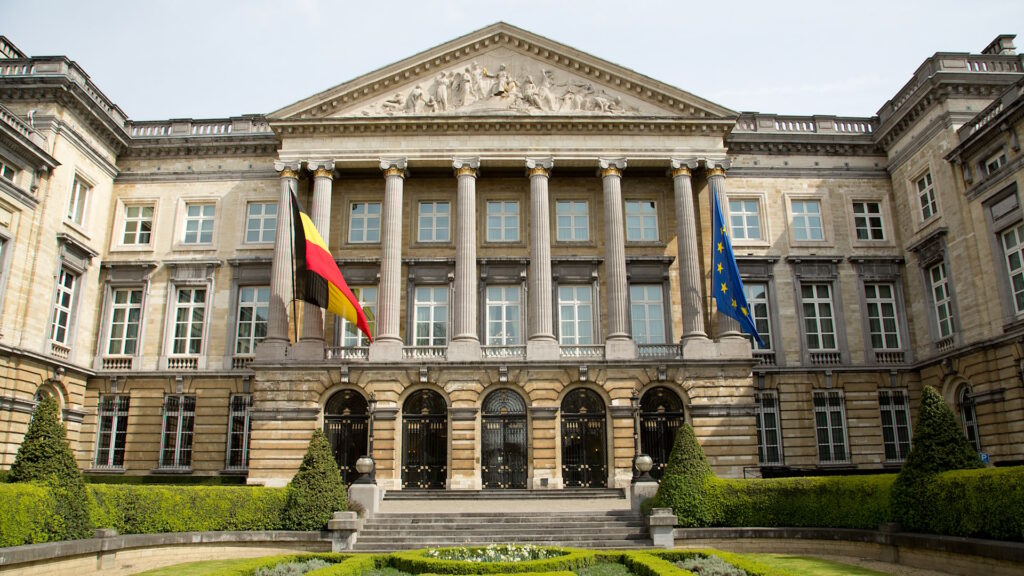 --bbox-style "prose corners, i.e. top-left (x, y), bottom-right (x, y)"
top-left (0, 24), bottom-right (1022, 489)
